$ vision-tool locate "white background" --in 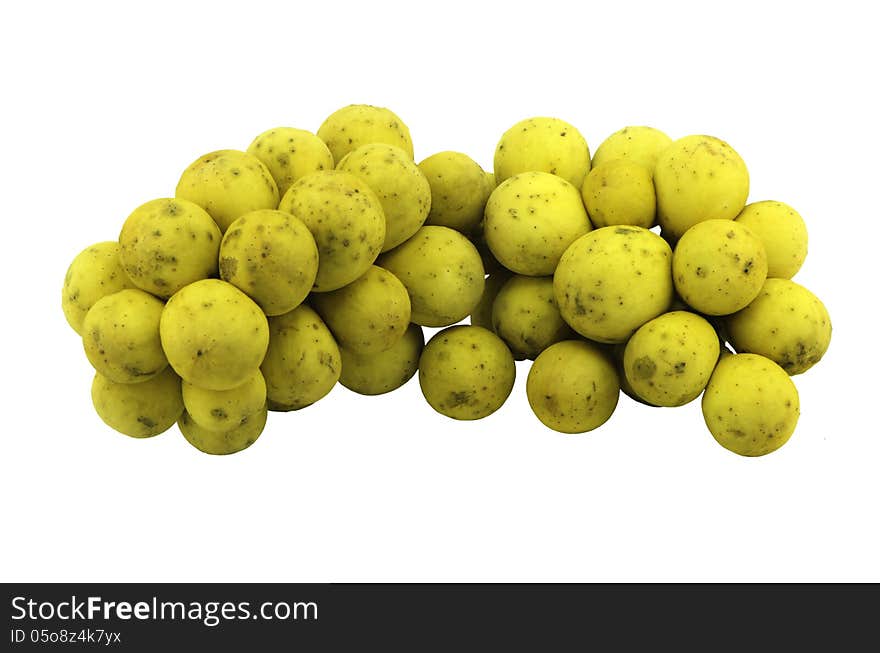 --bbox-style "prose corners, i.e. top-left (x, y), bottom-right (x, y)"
top-left (1, 0), bottom-right (876, 582)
